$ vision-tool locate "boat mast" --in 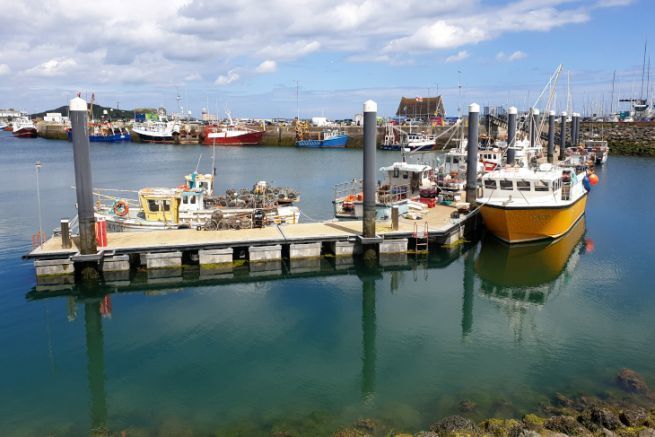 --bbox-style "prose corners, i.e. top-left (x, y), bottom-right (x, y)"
top-left (294, 80), bottom-right (300, 122)
top-left (610, 70), bottom-right (616, 116)
top-left (640, 40), bottom-right (647, 102)
top-left (647, 56), bottom-right (651, 105)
